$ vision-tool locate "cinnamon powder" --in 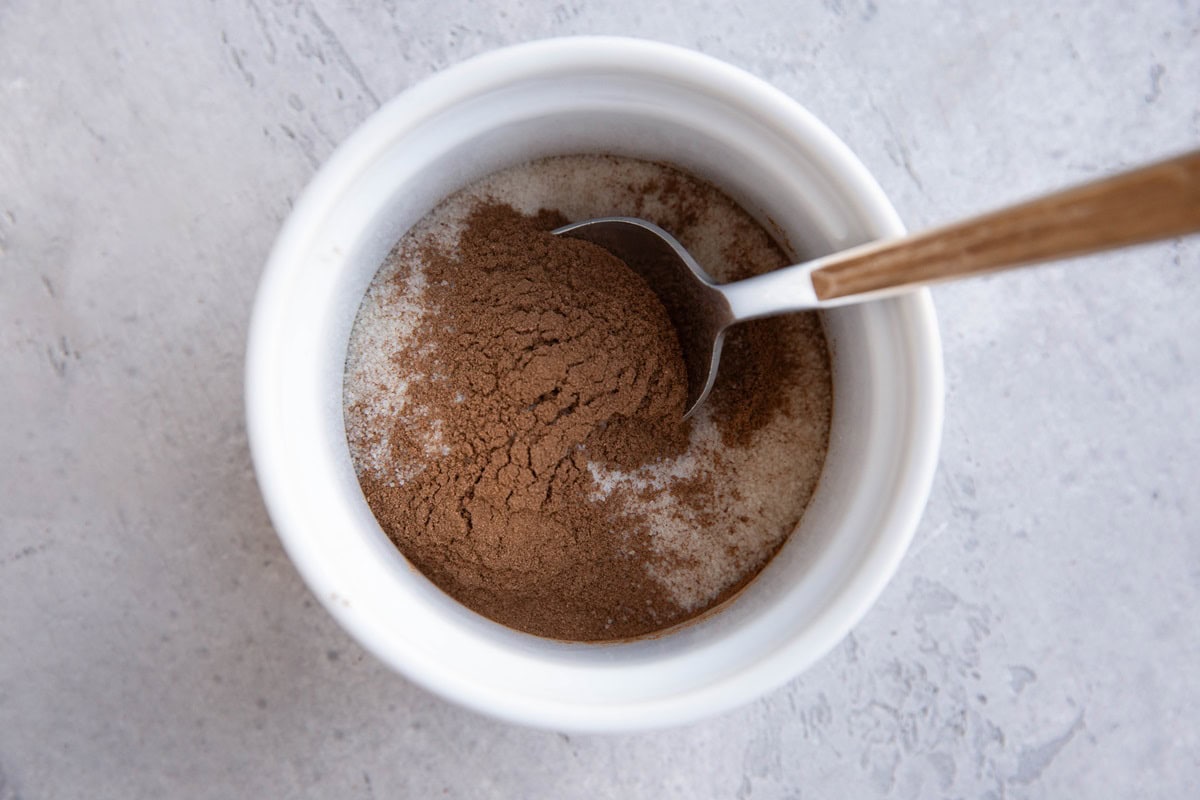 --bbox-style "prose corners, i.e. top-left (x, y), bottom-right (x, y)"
top-left (344, 156), bottom-right (833, 641)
